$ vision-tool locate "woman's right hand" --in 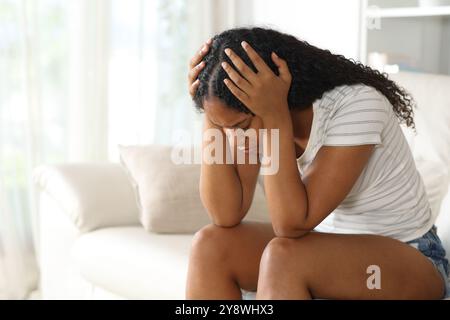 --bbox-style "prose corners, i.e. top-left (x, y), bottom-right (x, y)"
top-left (188, 38), bottom-right (212, 98)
